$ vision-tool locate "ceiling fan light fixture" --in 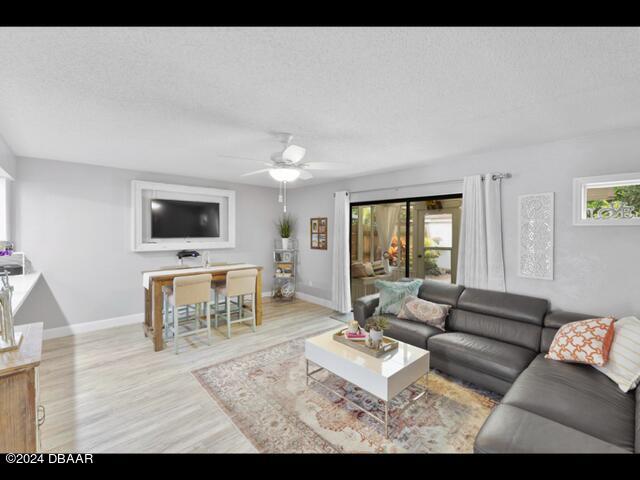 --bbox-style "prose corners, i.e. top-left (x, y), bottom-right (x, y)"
top-left (269, 167), bottom-right (300, 182)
